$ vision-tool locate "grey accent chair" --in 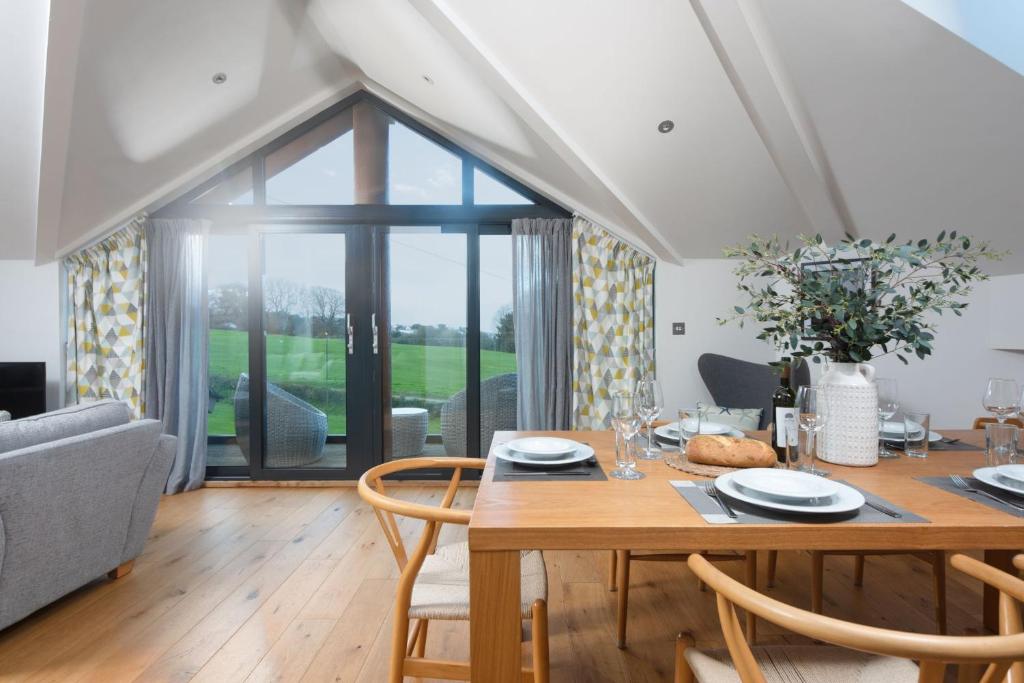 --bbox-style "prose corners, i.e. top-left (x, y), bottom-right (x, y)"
top-left (697, 353), bottom-right (810, 430)
top-left (0, 400), bottom-right (175, 630)
top-left (440, 373), bottom-right (517, 457)
top-left (234, 373), bottom-right (327, 468)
